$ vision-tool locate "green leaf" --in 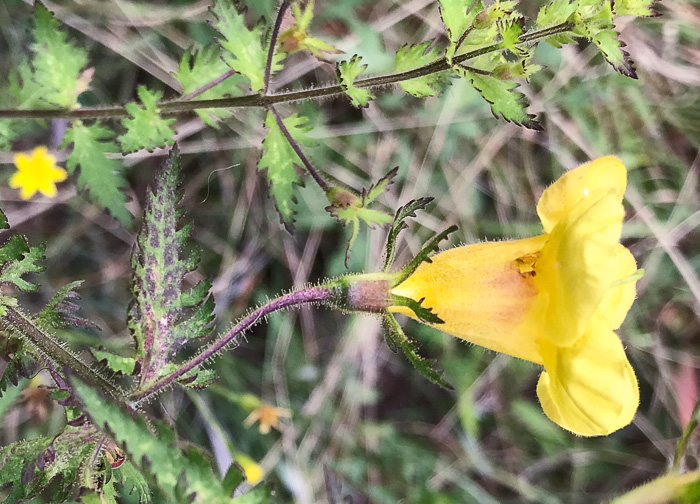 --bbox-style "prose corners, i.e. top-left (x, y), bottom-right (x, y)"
top-left (119, 86), bottom-right (176, 152)
top-left (258, 111), bottom-right (313, 223)
top-left (336, 55), bottom-right (374, 108)
top-left (0, 336), bottom-right (37, 399)
top-left (438, 0), bottom-right (481, 44)
top-left (72, 379), bottom-right (234, 504)
top-left (326, 168), bottom-right (397, 266)
top-left (63, 121), bottom-right (132, 226)
top-left (589, 27), bottom-right (637, 78)
top-left (0, 243), bottom-right (45, 292)
top-left (613, 0), bottom-right (658, 17)
top-left (497, 16), bottom-right (525, 52)
top-left (32, 3), bottom-right (88, 108)
top-left (129, 148), bottom-right (215, 391)
top-left (456, 68), bottom-right (542, 130)
top-left (0, 424), bottom-right (101, 502)
top-left (174, 46), bottom-right (246, 127)
top-left (115, 461), bottom-right (152, 504)
top-left (38, 280), bottom-right (99, 331)
top-left (211, 1), bottom-right (279, 92)
top-left (178, 367), bottom-right (218, 390)
top-left (93, 350), bottom-right (137, 376)
top-left (383, 197), bottom-right (434, 272)
top-left (394, 43), bottom-right (449, 97)
top-left (536, 0), bottom-right (579, 47)
top-left (382, 314), bottom-right (451, 389)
